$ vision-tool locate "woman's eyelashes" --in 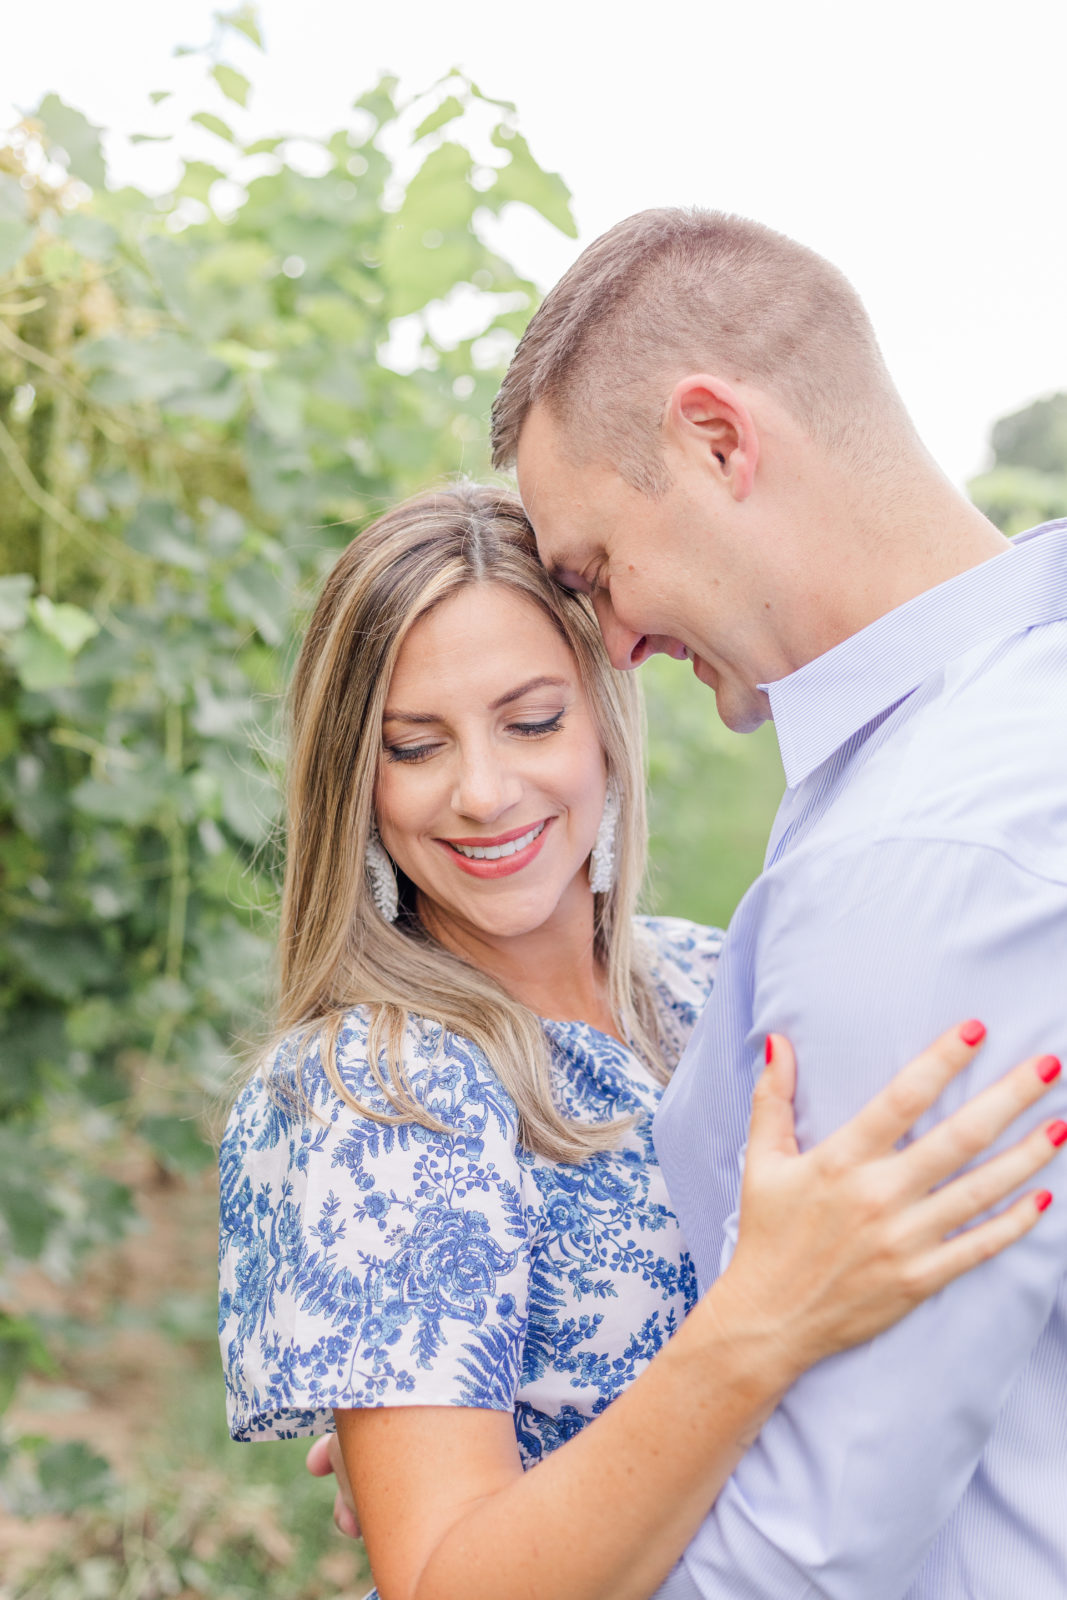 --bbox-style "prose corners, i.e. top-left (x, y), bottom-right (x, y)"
top-left (383, 709), bottom-right (566, 765)
top-left (510, 709), bottom-right (565, 738)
